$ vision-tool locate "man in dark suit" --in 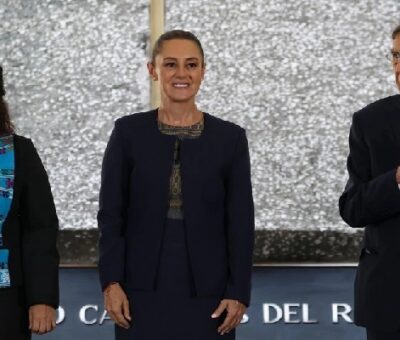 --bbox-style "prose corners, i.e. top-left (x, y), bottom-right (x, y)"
top-left (339, 25), bottom-right (400, 340)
